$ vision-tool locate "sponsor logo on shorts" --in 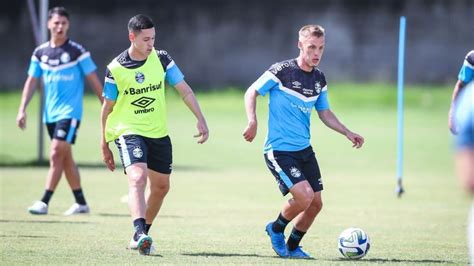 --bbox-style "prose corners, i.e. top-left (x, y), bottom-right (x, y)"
top-left (132, 146), bottom-right (143, 158)
top-left (290, 166), bottom-right (301, 178)
top-left (57, 129), bottom-right (66, 138)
